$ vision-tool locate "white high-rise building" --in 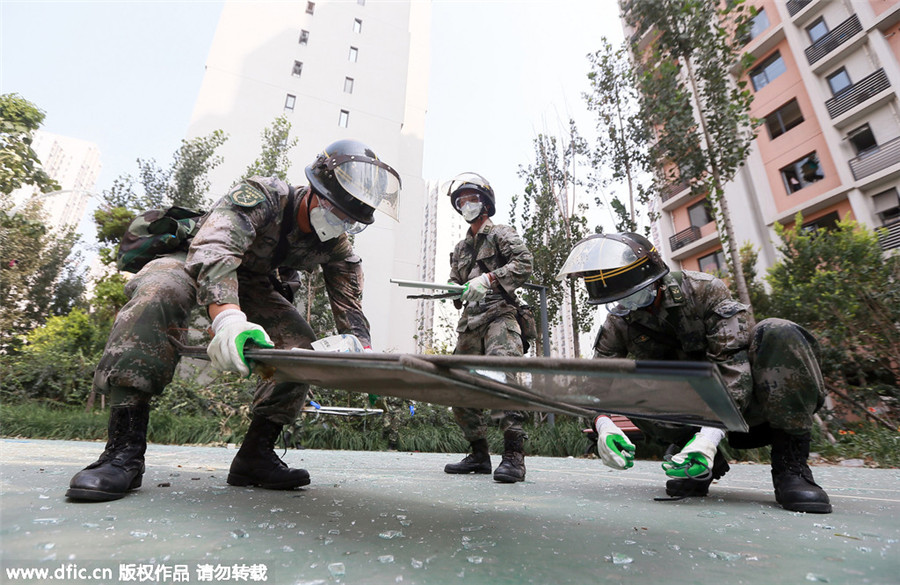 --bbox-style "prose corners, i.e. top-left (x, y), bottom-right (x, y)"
top-left (186, 0), bottom-right (430, 352)
top-left (417, 179), bottom-right (468, 353)
top-left (10, 130), bottom-right (101, 231)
